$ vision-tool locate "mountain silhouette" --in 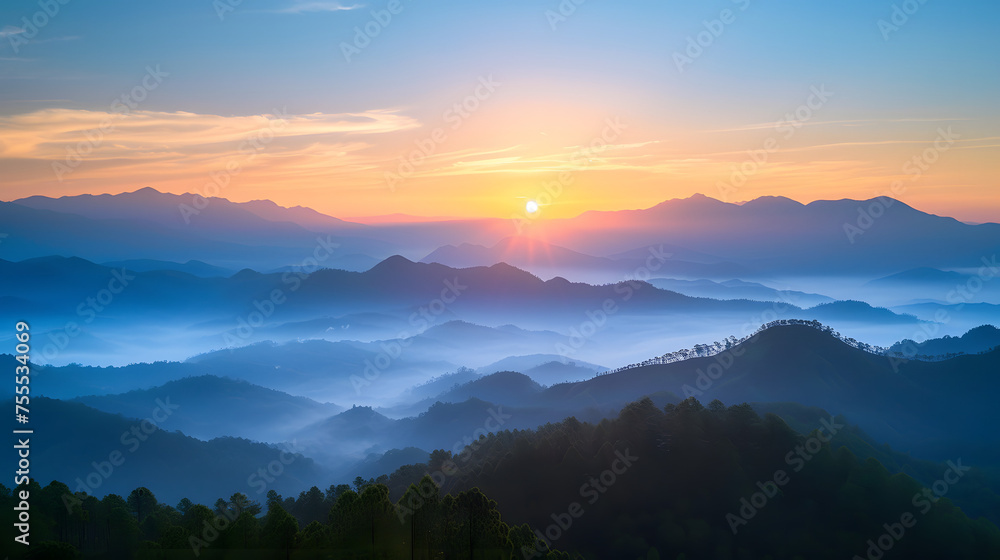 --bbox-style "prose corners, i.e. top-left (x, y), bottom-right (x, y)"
top-left (73, 375), bottom-right (342, 441)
